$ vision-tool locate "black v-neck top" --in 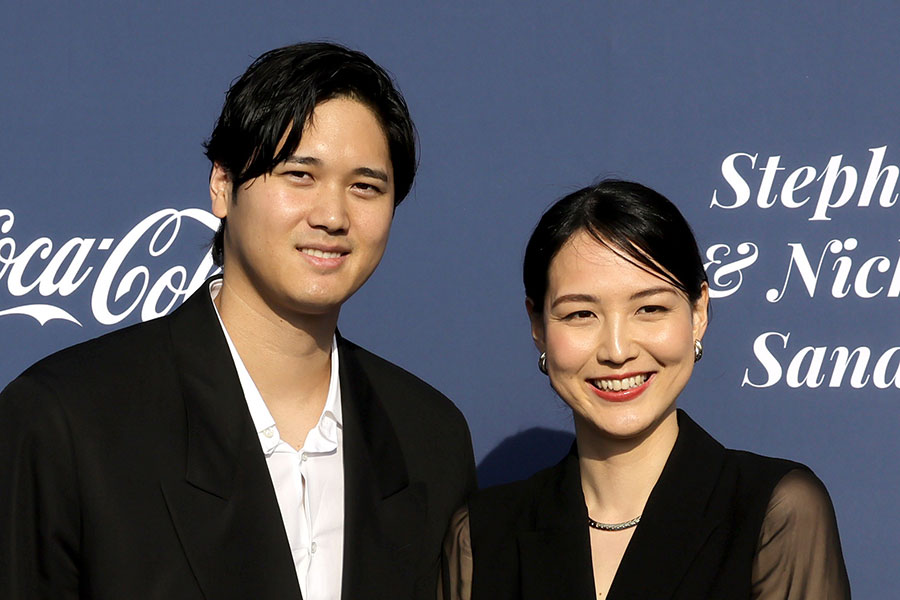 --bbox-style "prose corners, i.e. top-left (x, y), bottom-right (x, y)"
top-left (441, 411), bottom-right (850, 600)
